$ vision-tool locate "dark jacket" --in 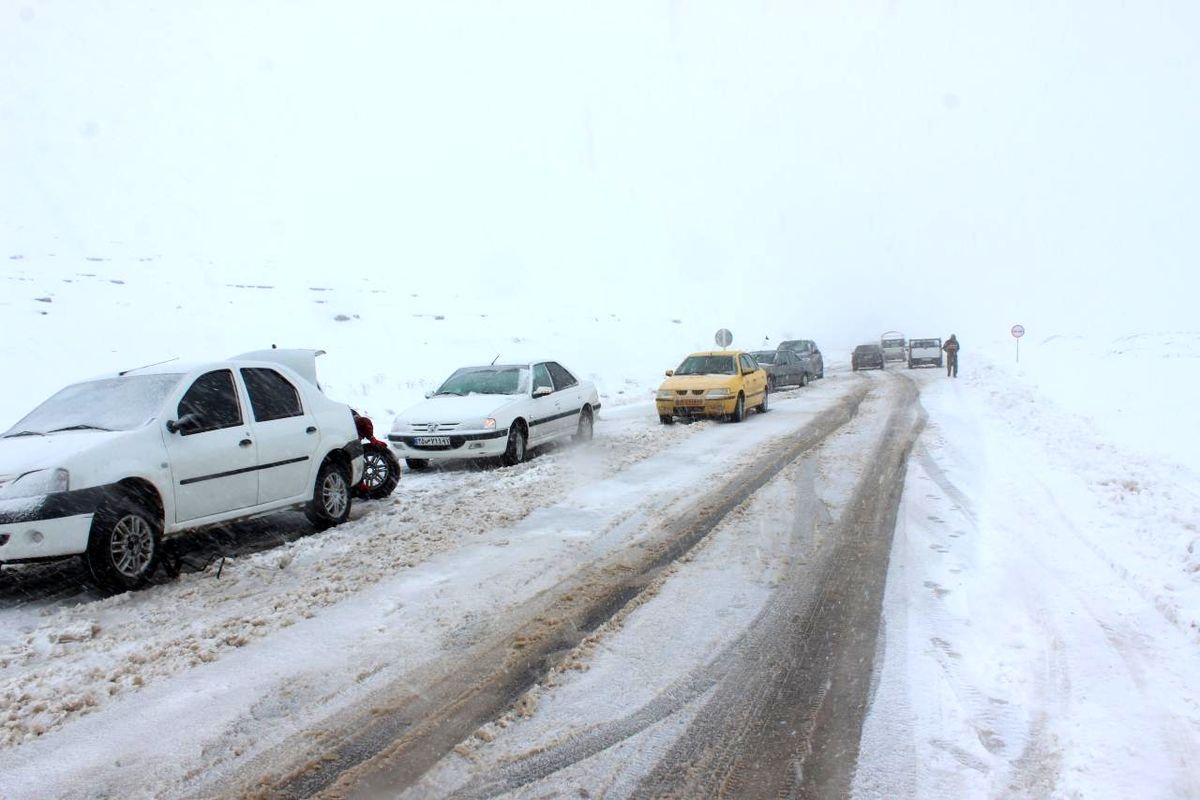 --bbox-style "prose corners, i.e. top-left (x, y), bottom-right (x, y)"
top-left (943, 336), bottom-right (960, 354)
